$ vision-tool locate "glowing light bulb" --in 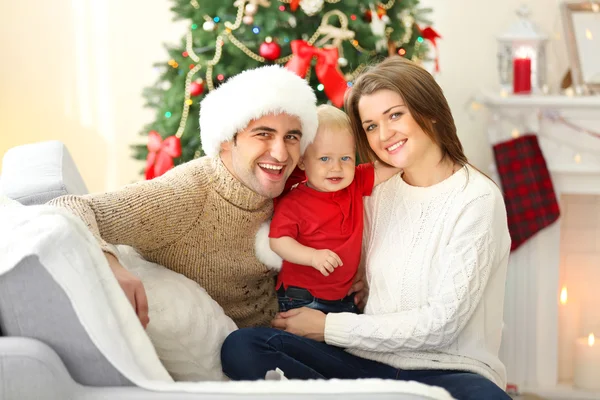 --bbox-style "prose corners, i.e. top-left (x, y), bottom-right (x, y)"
top-left (560, 286), bottom-right (568, 305)
top-left (588, 333), bottom-right (595, 347)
